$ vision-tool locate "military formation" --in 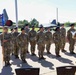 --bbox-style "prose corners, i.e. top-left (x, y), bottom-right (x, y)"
top-left (0, 23), bottom-right (76, 67)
